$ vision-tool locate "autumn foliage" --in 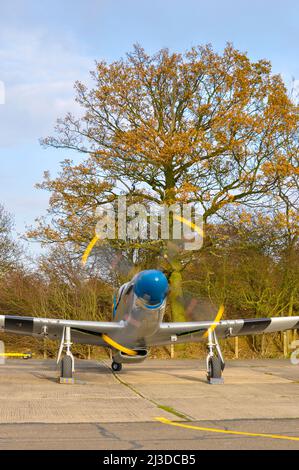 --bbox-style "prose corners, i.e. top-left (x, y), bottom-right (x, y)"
top-left (0, 43), bottom-right (285, 340)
